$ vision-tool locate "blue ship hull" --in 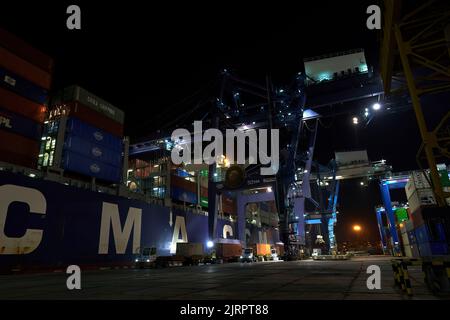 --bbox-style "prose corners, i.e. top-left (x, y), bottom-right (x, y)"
top-left (0, 171), bottom-right (278, 271)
